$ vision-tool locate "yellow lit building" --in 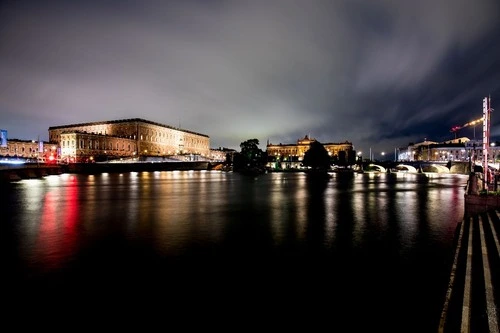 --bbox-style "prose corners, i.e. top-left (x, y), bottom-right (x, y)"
top-left (266, 135), bottom-right (354, 169)
top-left (0, 138), bottom-right (58, 162)
top-left (49, 118), bottom-right (210, 163)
